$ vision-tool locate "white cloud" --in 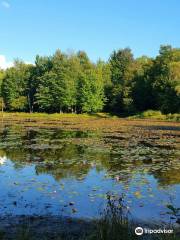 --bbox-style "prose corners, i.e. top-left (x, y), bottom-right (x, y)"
top-left (1, 1), bottom-right (10, 8)
top-left (0, 55), bottom-right (13, 69)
